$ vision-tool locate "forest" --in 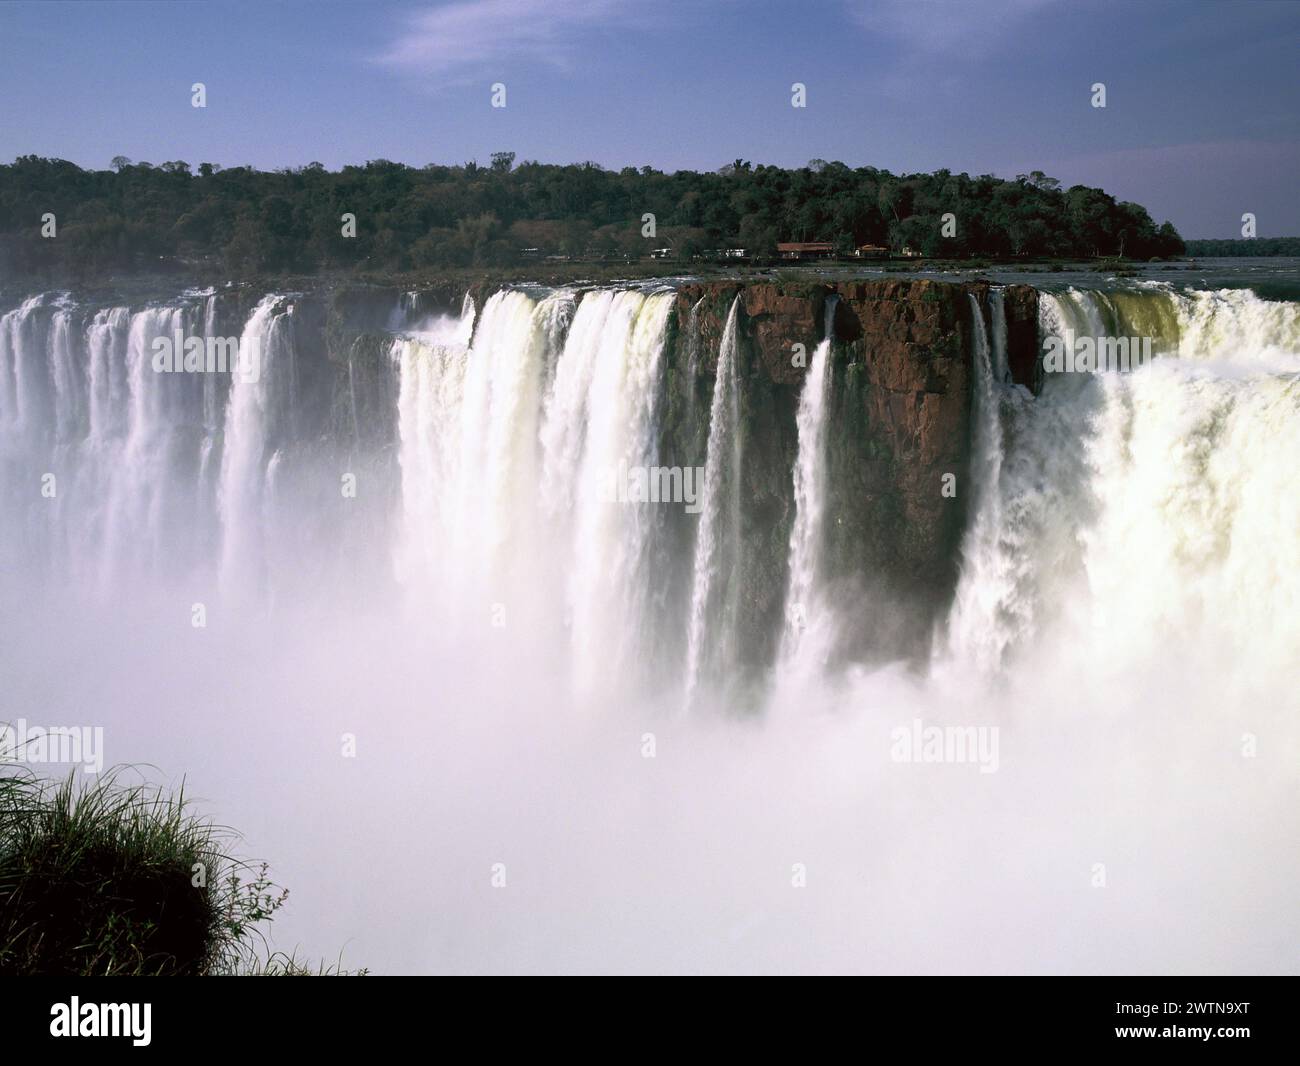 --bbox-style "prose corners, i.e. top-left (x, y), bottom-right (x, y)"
top-left (1183, 237), bottom-right (1300, 257)
top-left (0, 153), bottom-right (1187, 279)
